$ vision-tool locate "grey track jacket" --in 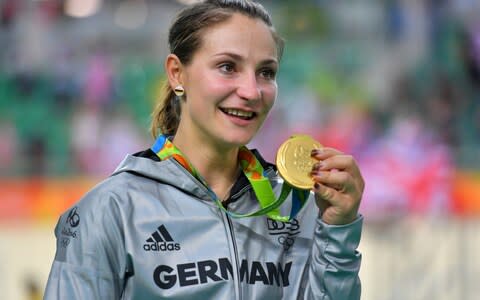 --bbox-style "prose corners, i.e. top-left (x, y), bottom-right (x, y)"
top-left (44, 149), bottom-right (362, 299)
